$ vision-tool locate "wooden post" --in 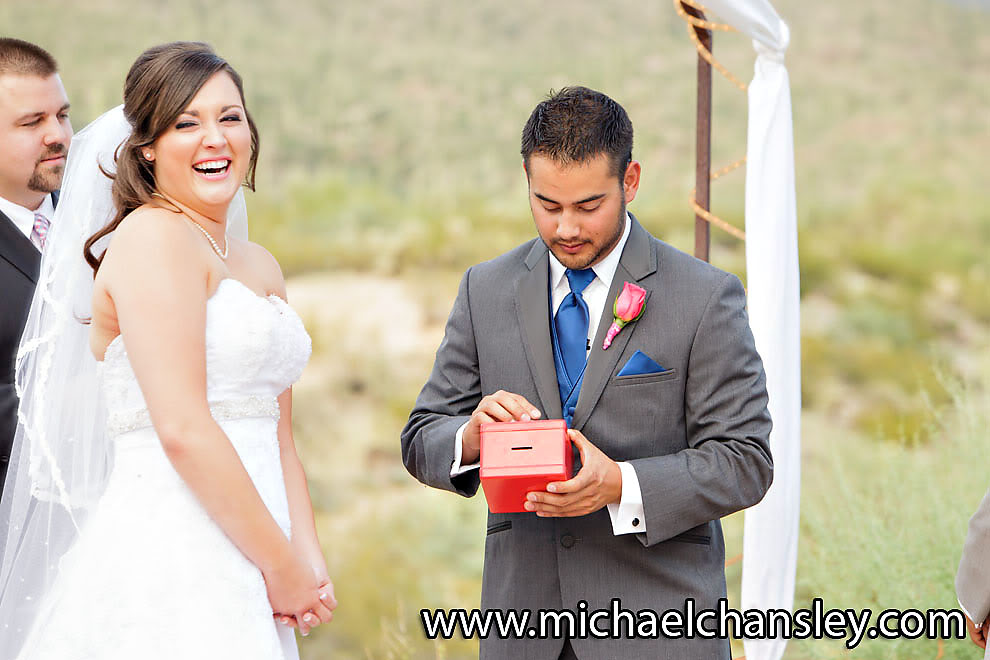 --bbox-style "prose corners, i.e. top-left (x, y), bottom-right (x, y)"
top-left (682, 2), bottom-right (713, 263)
